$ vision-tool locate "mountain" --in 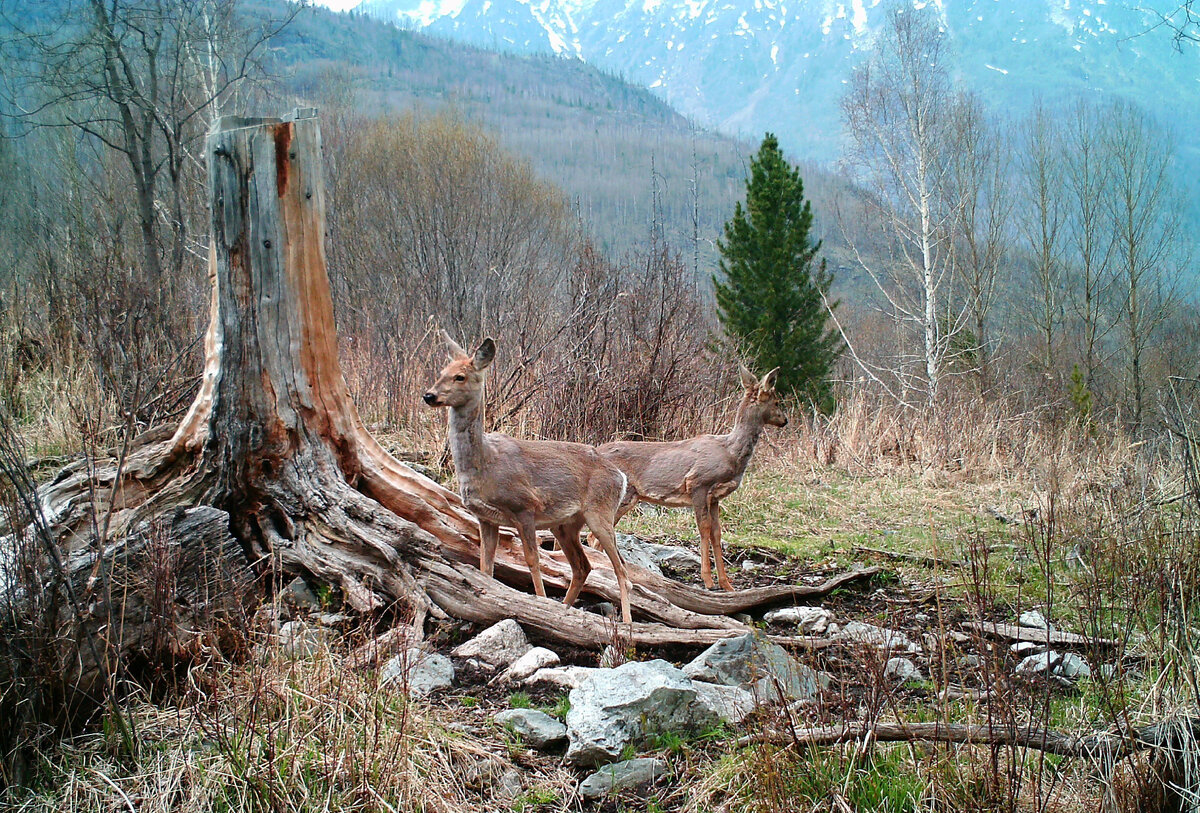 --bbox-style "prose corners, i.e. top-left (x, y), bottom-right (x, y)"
top-left (356, 0), bottom-right (1200, 176)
